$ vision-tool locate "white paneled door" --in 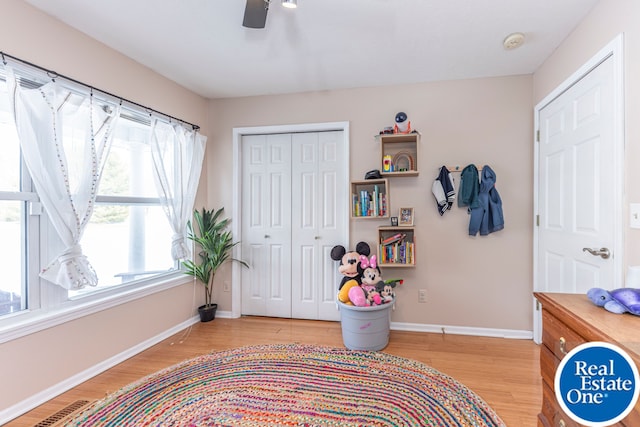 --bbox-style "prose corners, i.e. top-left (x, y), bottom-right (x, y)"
top-left (534, 37), bottom-right (623, 341)
top-left (291, 132), bottom-right (347, 320)
top-left (241, 131), bottom-right (346, 321)
top-left (241, 134), bottom-right (293, 318)
top-left (537, 56), bottom-right (616, 294)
